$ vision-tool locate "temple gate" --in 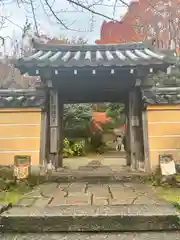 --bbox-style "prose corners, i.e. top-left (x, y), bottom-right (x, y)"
top-left (15, 39), bottom-right (178, 172)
